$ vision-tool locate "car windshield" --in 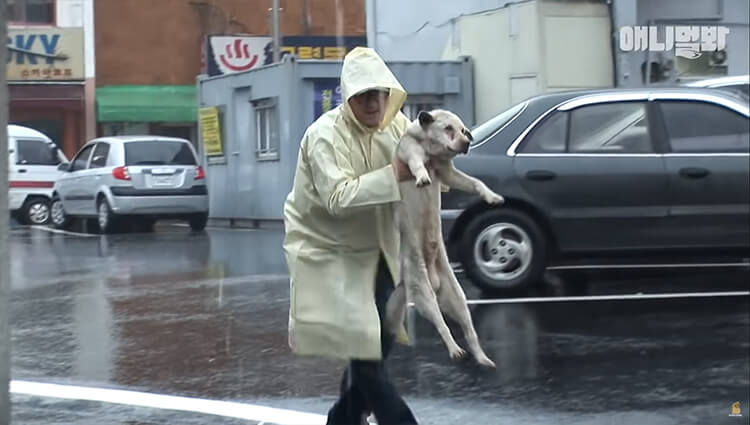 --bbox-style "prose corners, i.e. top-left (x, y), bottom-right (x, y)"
top-left (470, 101), bottom-right (527, 144)
top-left (124, 141), bottom-right (197, 166)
